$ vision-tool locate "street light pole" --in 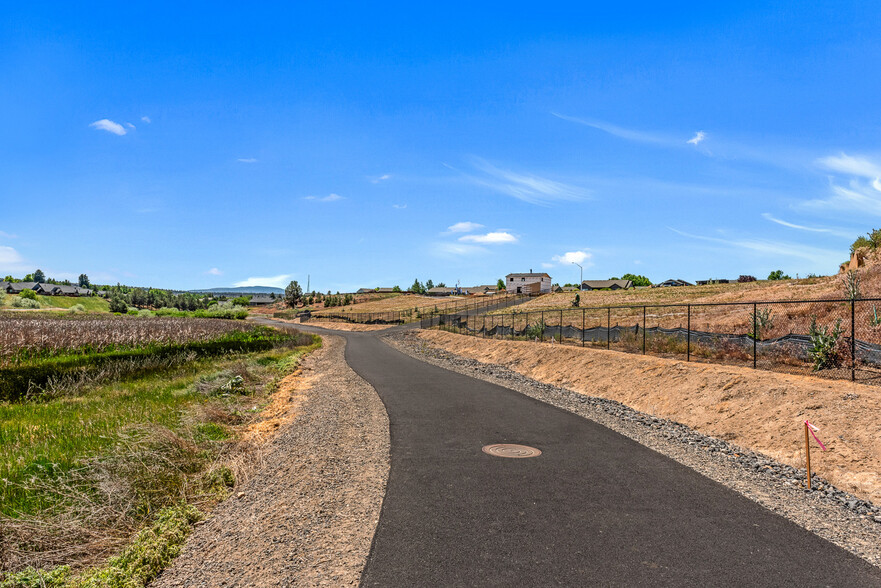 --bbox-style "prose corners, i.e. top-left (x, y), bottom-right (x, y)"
top-left (572, 262), bottom-right (583, 290)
